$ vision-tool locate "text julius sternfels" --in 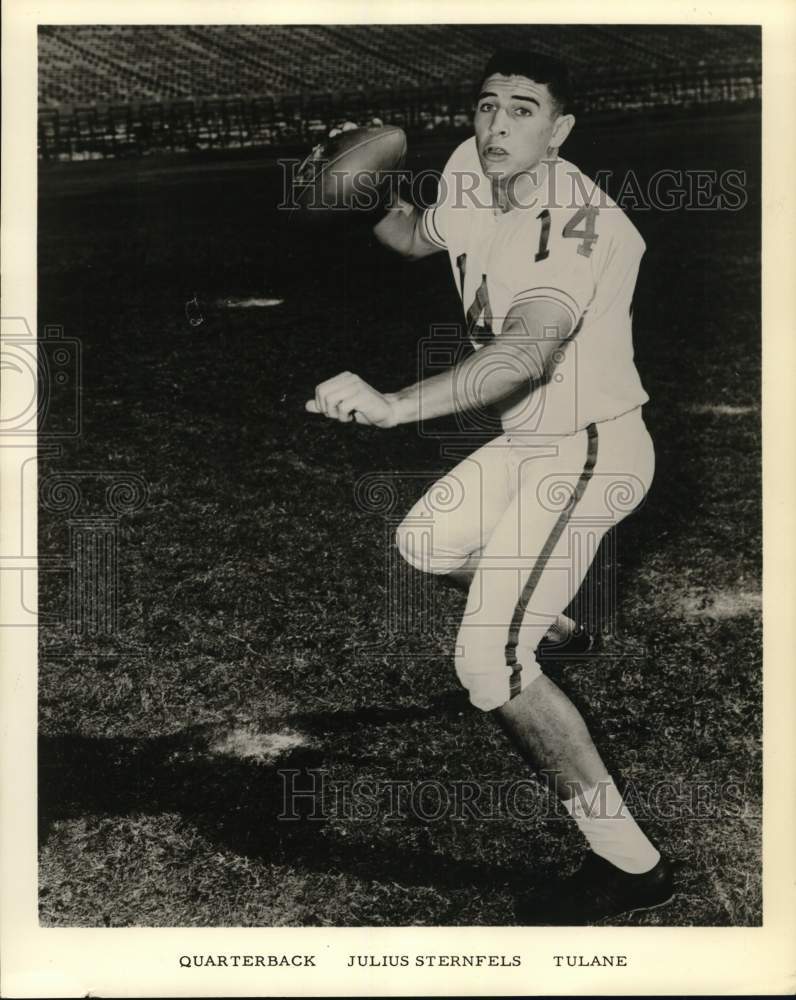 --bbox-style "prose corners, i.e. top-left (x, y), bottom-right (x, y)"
top-left (347, 954), bottom-right (522, 967)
